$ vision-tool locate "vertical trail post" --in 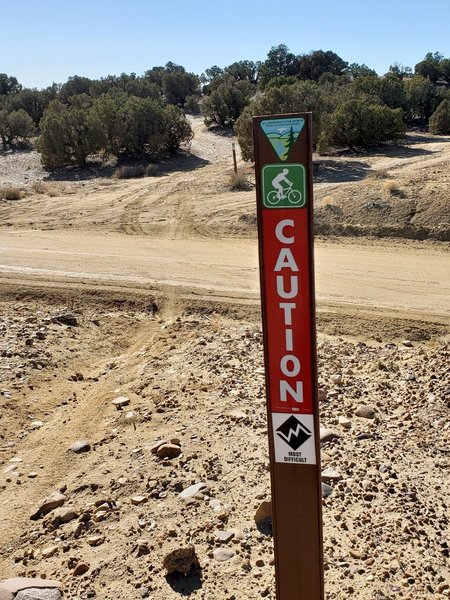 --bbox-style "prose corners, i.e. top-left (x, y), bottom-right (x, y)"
top-left (232, 142), bottom-right (238, 173)
top-left (253, 113), bottom-right (324, 599)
